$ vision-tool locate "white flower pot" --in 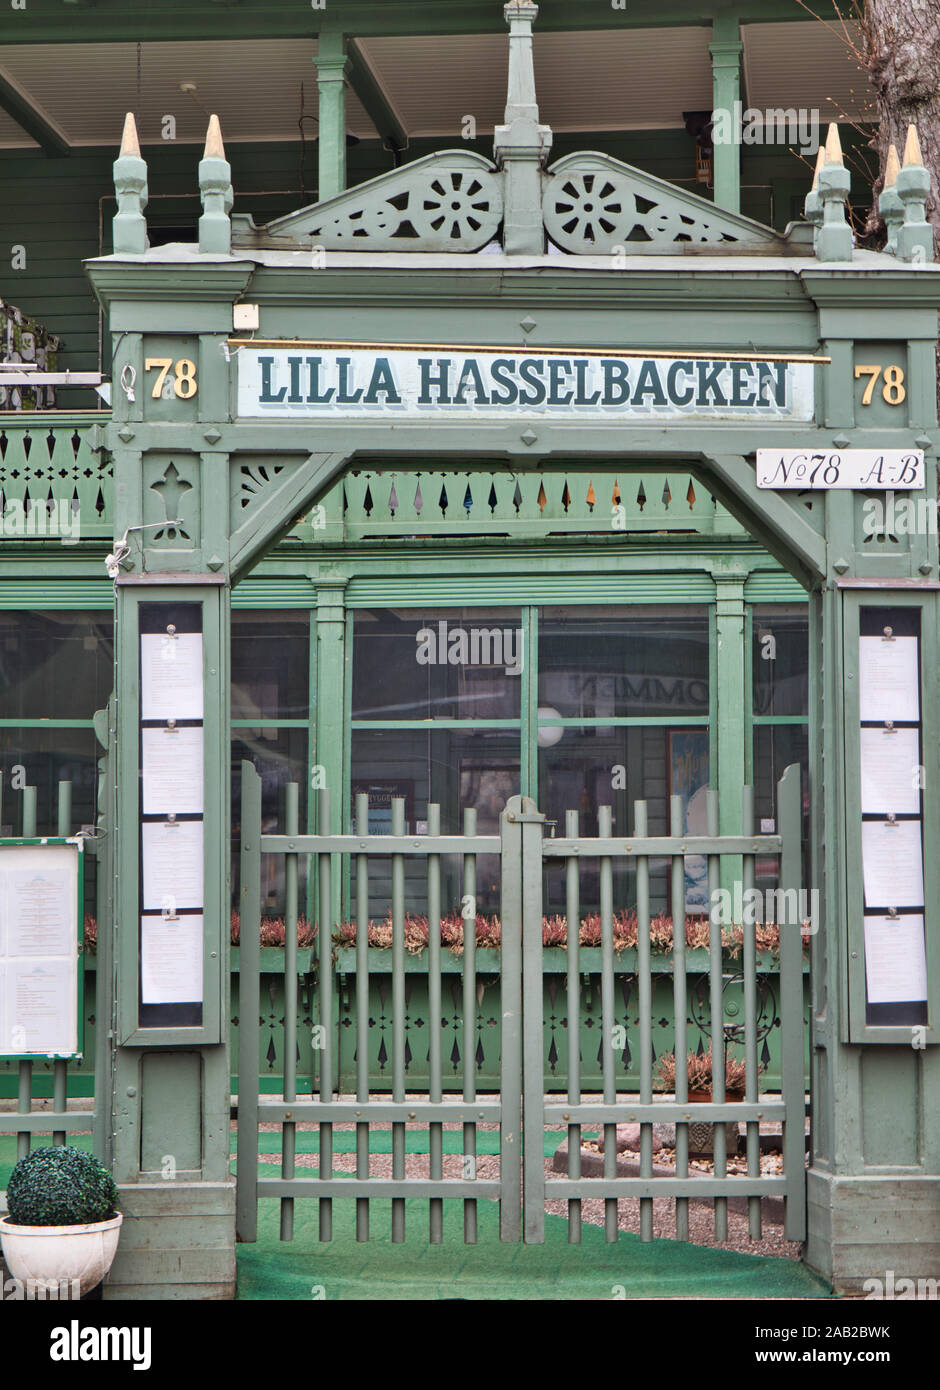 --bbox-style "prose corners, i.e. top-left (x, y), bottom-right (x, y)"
top-left (0, 1213), bottom-right (122, 1297)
